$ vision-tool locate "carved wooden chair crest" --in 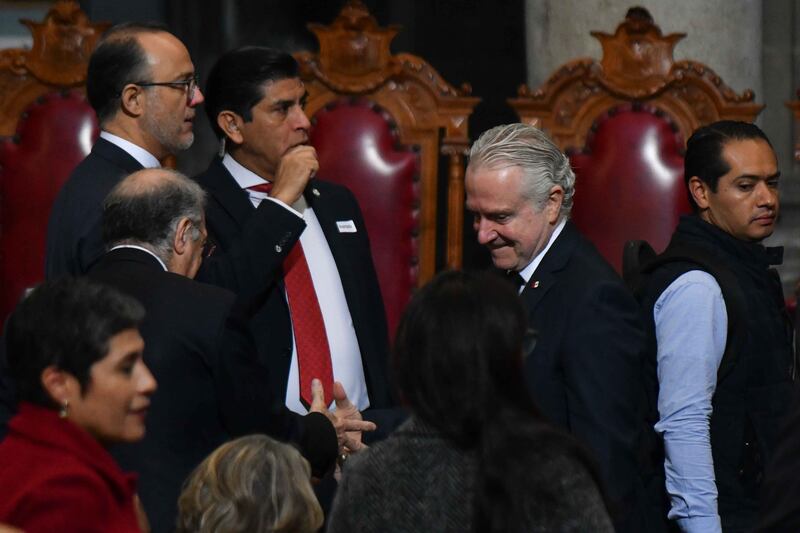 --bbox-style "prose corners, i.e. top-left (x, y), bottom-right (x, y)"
top-left (0, 1), bottom-right (108, 322)
top-left (295, 0), bottom-right (479, 333)
top-left (509, 7), bottom-right (763, 272)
